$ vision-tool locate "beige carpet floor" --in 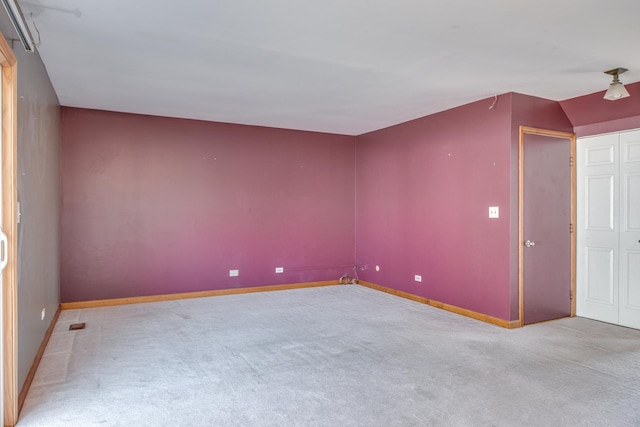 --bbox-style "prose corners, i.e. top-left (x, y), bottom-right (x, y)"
top-left (18, 284), bottom-right (640, 426)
